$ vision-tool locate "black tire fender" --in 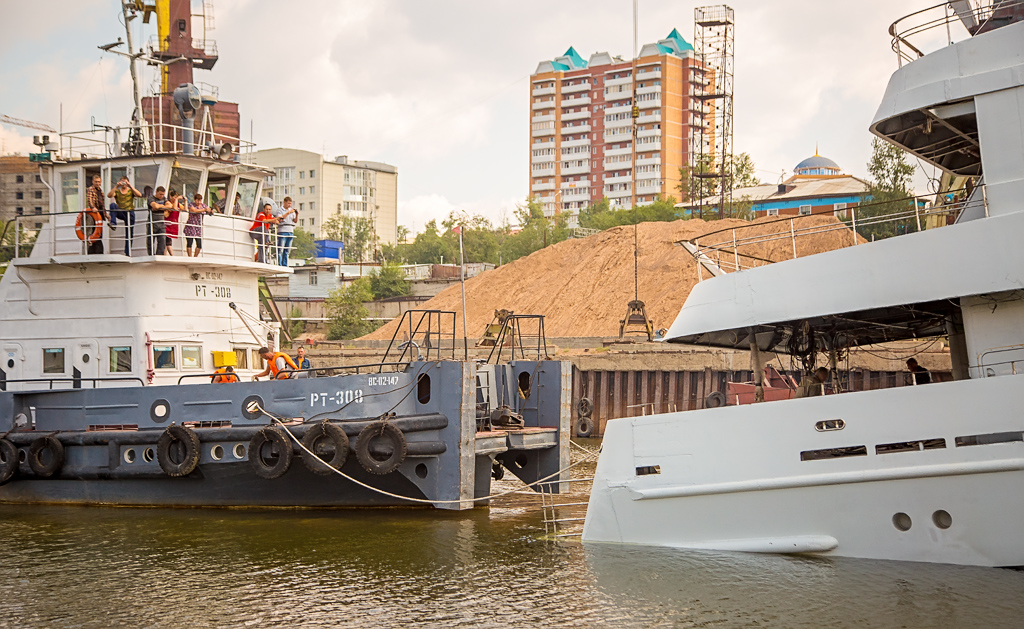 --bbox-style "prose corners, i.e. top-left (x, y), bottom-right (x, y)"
top-left (157, 425), bottom-right (201, 477)
top-left (575, 416), bottom-right (595, 438)
top-left (355, 421), bottom-right (407, 475)
top-left (576, 397), bottom-right (593, 418)
top-left (249, 426), bottom-right (293, 480)
top-left (28, 436), bottom-right (65, 478)
top-left (706, 391), bottom-right (726, 408)
top-left (0, 438), bottom-right (18, 484)
top-left (301, 422), bottom-right (349, 475)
